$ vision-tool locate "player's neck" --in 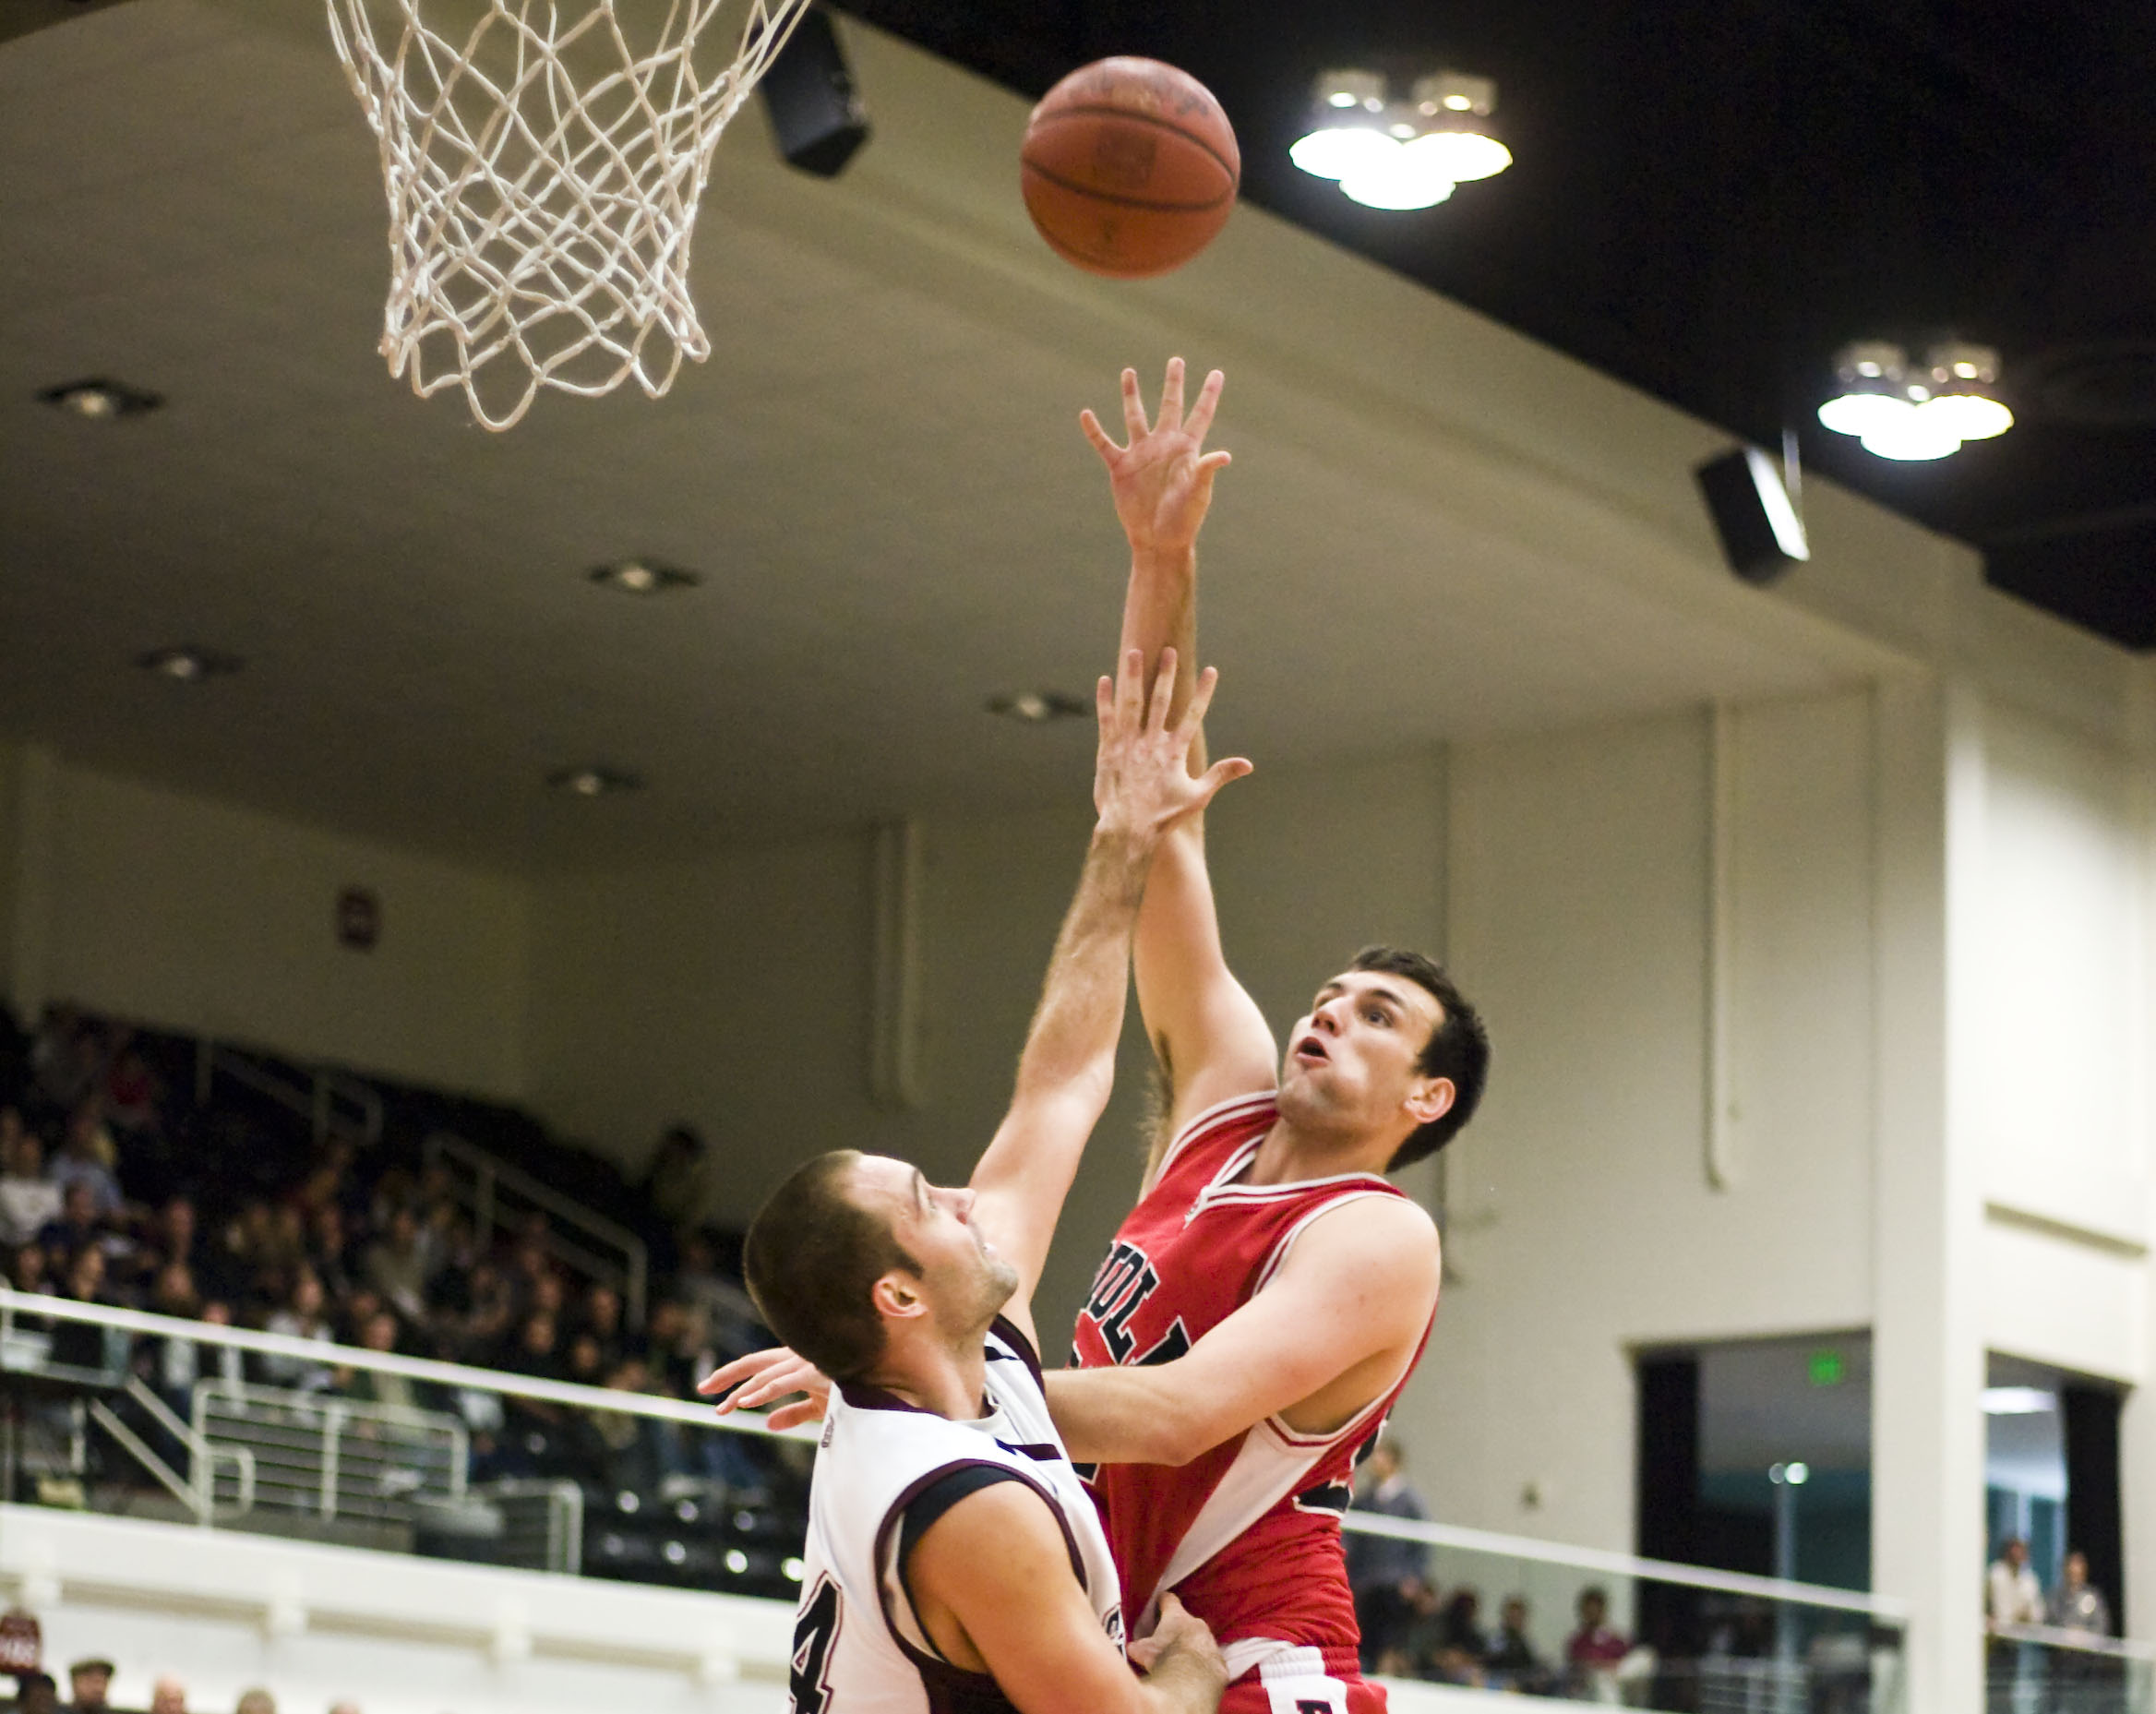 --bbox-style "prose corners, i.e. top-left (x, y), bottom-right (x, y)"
top-left (1244, 1115), bottom-right (1396, 1186)
top-left (866, 1335), bottom-right (990, 1421)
